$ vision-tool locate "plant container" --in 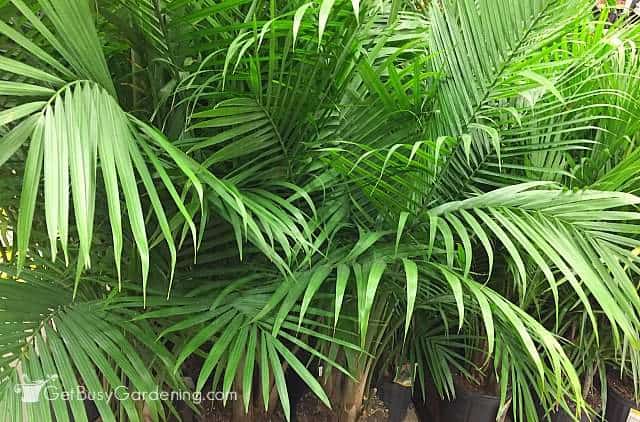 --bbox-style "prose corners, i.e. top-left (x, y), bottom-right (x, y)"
top-left (439, 388), bottom-right (500, 422)
top-left (605, 386), bottom-right (640, 422)
top-left (381, 381), bottom-right (412, 422)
